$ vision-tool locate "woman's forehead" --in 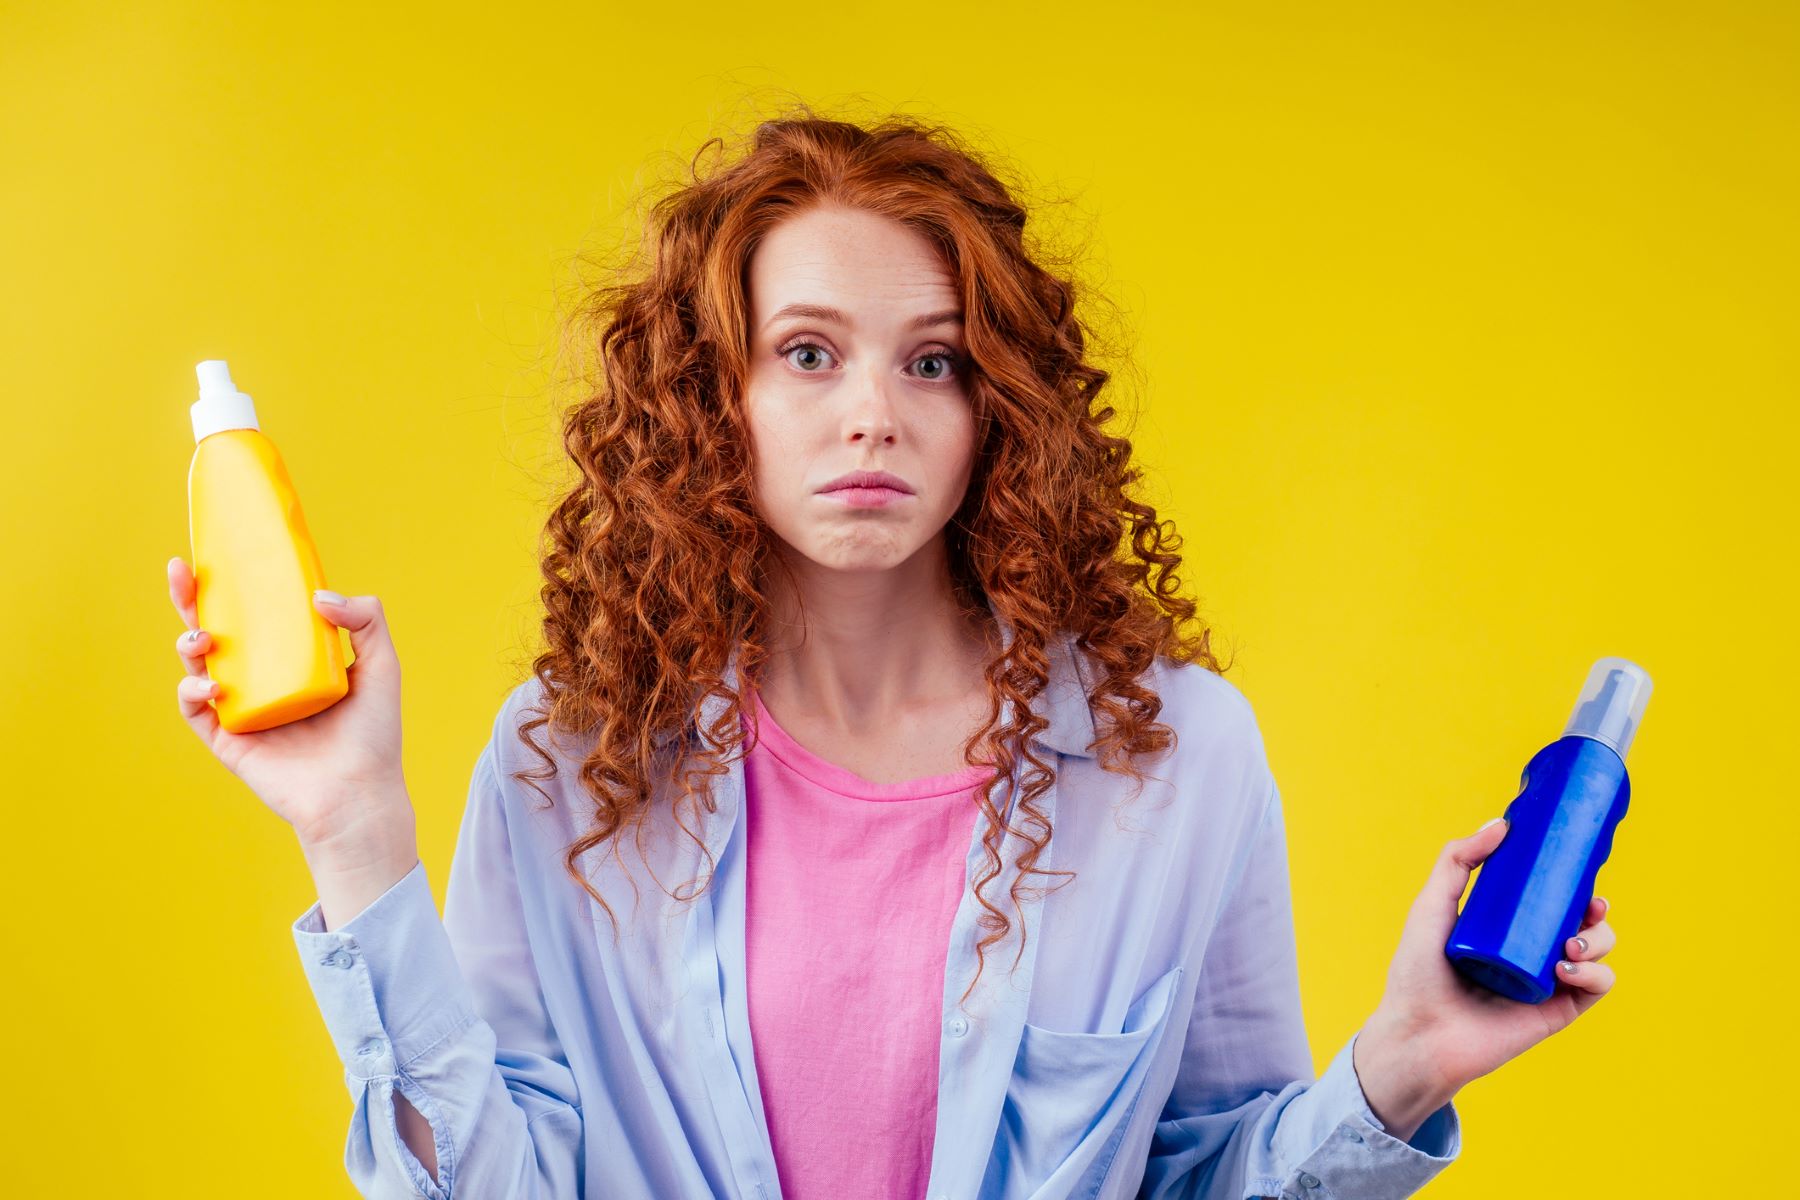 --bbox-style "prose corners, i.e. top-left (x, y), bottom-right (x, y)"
top-left (749, 208), bottom-right (958, 323)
